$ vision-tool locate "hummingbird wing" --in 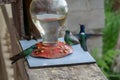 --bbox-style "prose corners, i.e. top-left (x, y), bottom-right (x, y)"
top-left (69, 35), bottom-right (79, 44)
top-left (74, 33), bottom-right (102, 39)
top-left (64, 35), bottom-right (79, 45)
top-left (10, 45), bottom-right (36, 64)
